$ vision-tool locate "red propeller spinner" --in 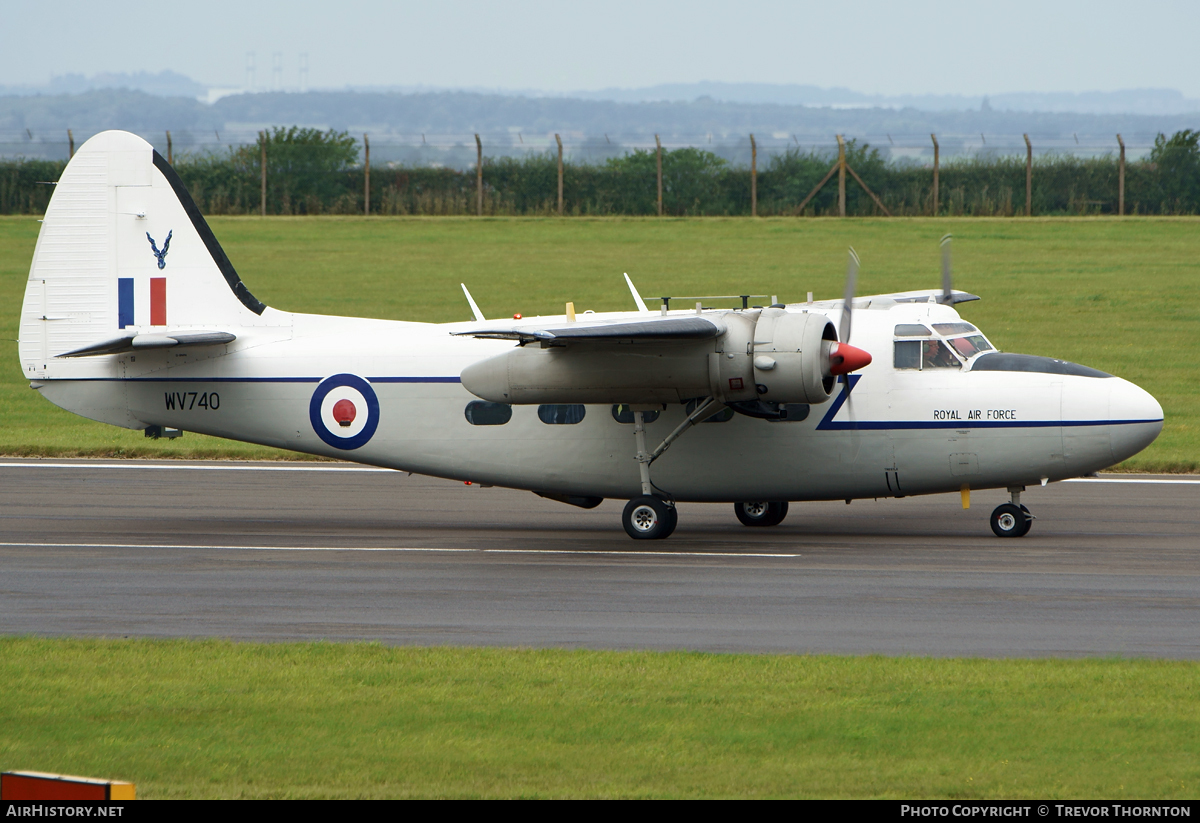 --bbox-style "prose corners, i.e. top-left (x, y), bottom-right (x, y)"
top-left (828, 342), bottom-right (872, 376)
